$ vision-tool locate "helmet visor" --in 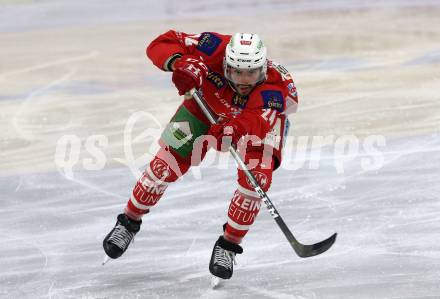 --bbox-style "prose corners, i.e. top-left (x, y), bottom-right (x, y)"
top-left (225, 64), bottom-right (265, 87)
